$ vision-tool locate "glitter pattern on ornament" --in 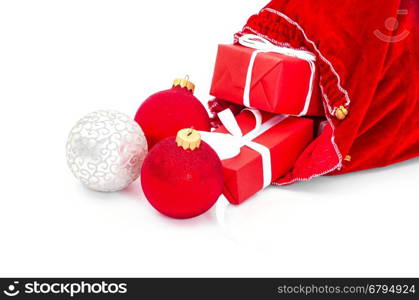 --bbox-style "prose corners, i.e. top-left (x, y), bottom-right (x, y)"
top-left (66, 110), bottom-right (148, 192)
